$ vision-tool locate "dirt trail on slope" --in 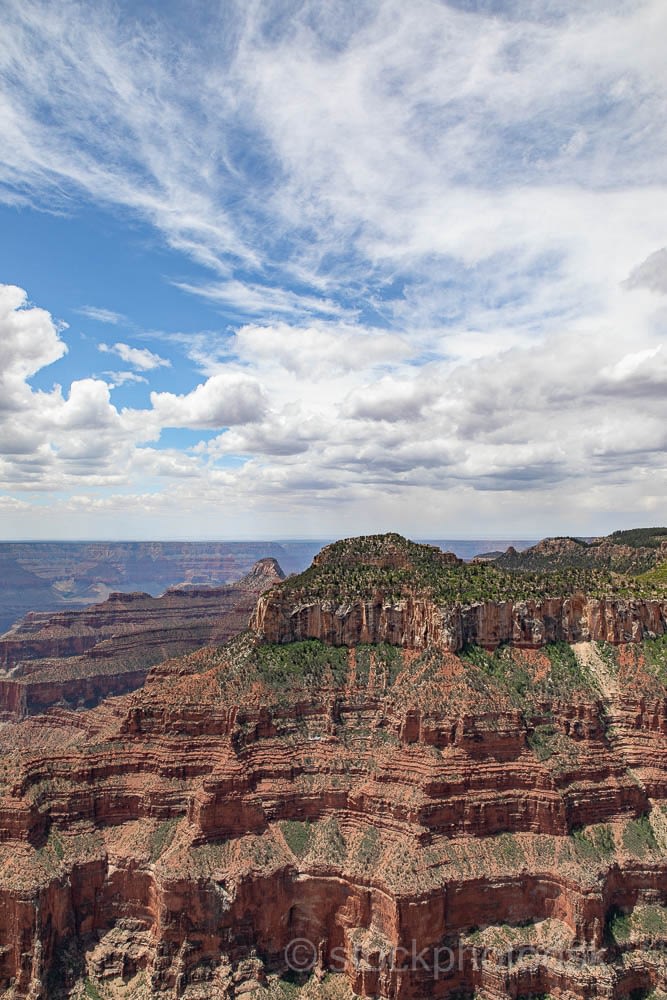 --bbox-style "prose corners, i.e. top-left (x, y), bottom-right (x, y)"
top-left (572, 641), bottom-right (618, 700)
